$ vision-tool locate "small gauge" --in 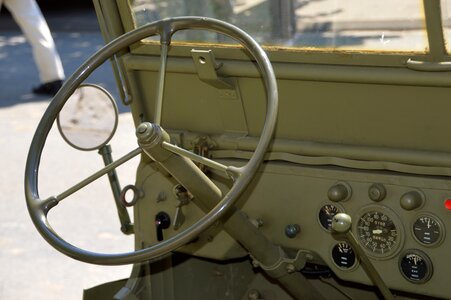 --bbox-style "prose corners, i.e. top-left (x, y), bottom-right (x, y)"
top-left (332, 242), bottom-right (356, 270)
top-left (413, 215), bottom-right (443, 246)
top-left (399, 250), bottom-right (433, 283)
top-left (319, 204), bottom-right (341, 231)
top-left (356, 208), bottom-right (402, 258)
